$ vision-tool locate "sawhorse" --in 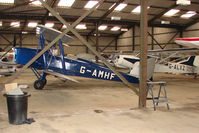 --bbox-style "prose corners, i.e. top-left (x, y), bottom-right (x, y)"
top-left (146, 82), bottom-right (169, 111)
